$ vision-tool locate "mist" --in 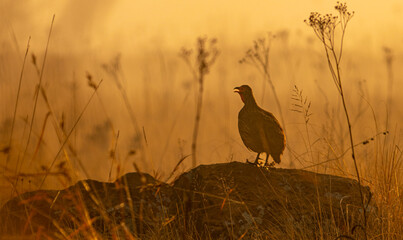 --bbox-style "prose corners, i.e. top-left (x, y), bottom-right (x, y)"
top-left (0, 0), bottom-right (402, 205)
